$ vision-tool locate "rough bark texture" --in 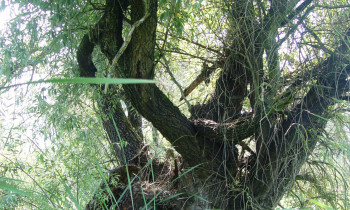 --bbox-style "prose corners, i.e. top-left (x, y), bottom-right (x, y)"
top-left (76, 0), bottom-right (350, 209)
